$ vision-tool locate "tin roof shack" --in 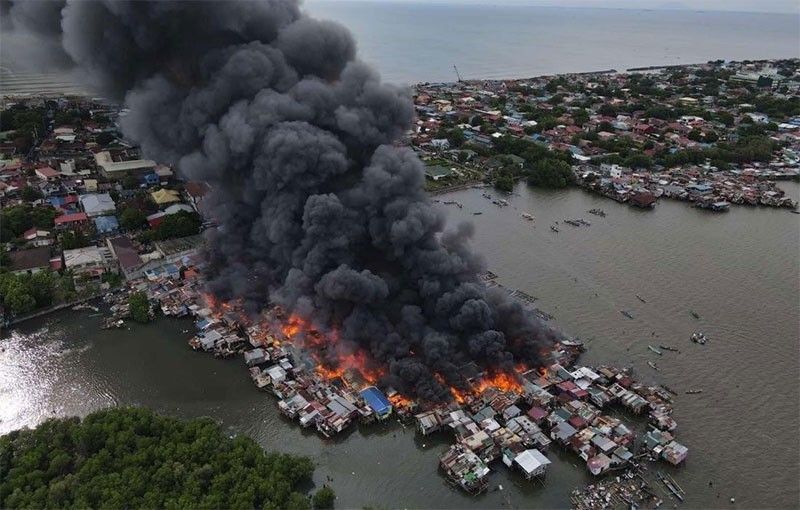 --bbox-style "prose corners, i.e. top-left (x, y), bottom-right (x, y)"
top-left (416, 409), bottom-right (443, 436)
top-left (360, 386), bottom-right (393, 420)
top-left (662, 440), bottom-right (688, 465)
top-left (513, 449), bottom-right (552, 479)
top-left (629, 190), bottom-right (657, 208)
top-left (243, 348), bottom-right (269, 367)
top-left (8, 247), bottom-right (51, 275)
top-left (439, 444), bottom-right (490, 494)
top-left (587, 453), bottom-right (613, 476)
